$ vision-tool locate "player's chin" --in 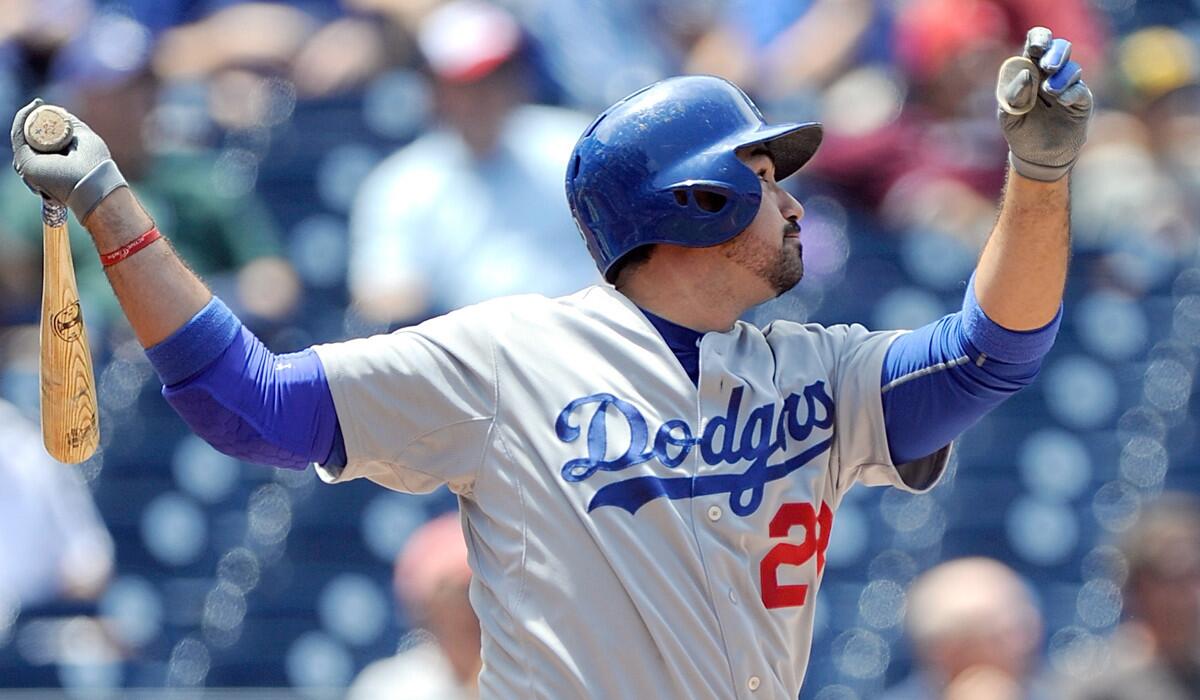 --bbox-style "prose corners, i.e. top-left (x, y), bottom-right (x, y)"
top-left (770, 251), bottom-right (804, 297)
